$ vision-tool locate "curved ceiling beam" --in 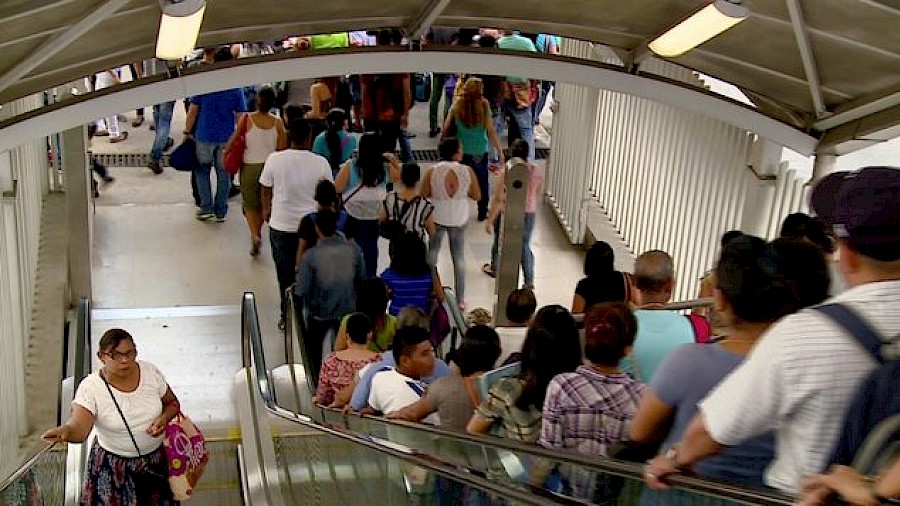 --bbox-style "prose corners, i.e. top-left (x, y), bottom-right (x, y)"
top-left (0, 48), bottom-right (817, 155)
